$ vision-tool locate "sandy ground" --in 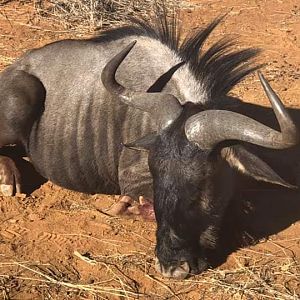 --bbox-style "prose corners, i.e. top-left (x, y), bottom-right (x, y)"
top-left (0, 0), bottom-right (299, 299)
